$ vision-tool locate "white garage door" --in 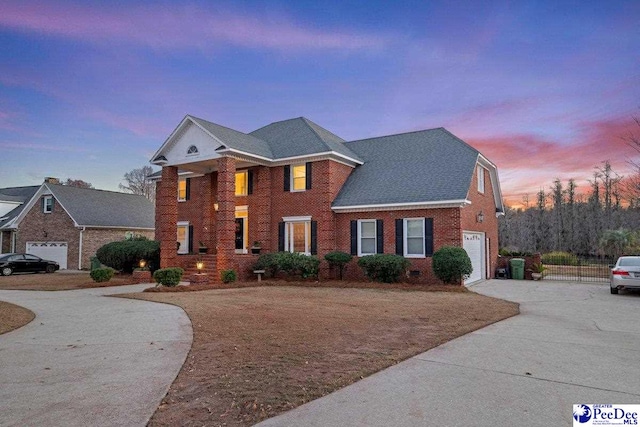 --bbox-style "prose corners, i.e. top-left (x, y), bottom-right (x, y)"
top-left (463, 232), bottom-right (484, 285)
top-left (26, 242), bottom-right (68, 269)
